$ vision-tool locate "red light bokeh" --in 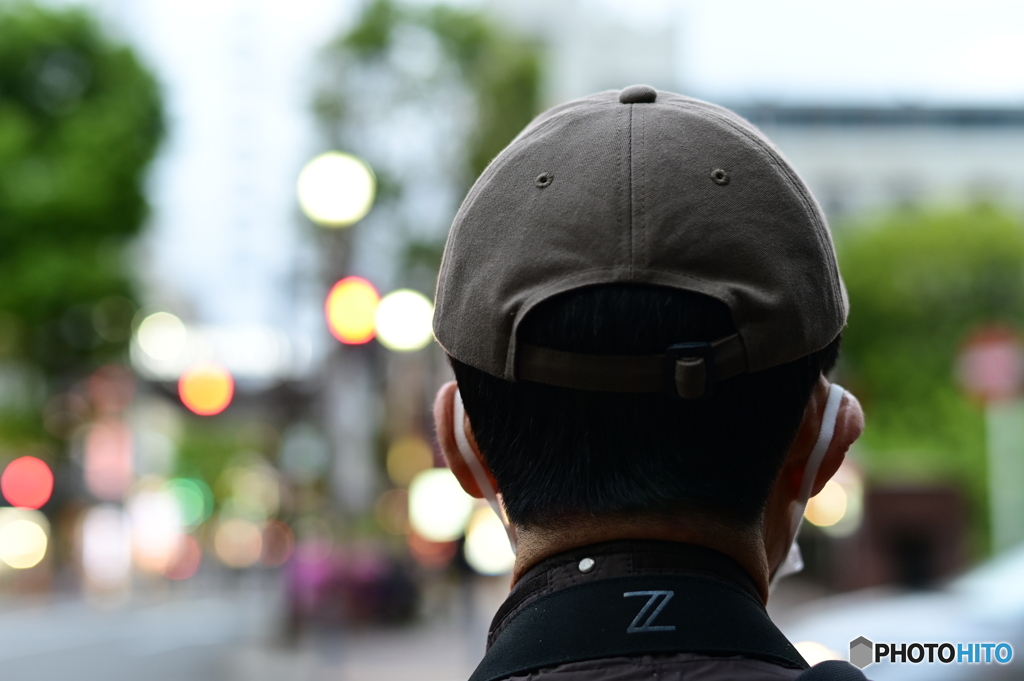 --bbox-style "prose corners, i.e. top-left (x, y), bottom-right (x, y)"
top-left (1, 457), bottom-right (54, 510)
